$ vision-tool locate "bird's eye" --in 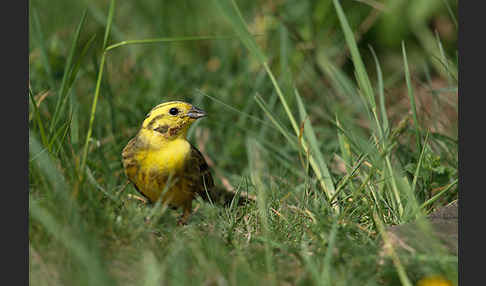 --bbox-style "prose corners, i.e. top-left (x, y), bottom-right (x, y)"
top-left (169, 108), bottom-right (179, 116)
